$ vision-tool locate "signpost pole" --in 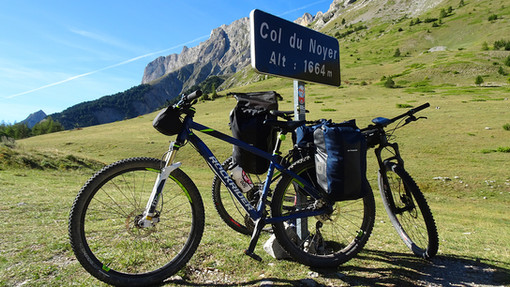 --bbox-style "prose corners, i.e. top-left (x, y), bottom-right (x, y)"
top-left (294, 80), bottom-right (308, 240)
